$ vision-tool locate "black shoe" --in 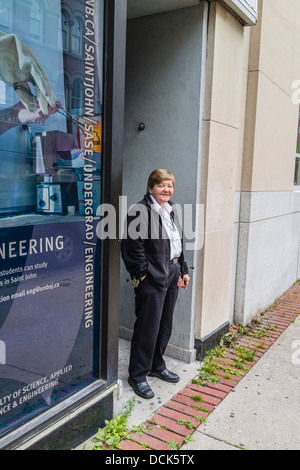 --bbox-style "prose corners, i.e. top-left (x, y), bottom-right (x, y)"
top-left (128, 377), bottom-right (154, 399)
top-left (149, 369), bottom-right (180, 383)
